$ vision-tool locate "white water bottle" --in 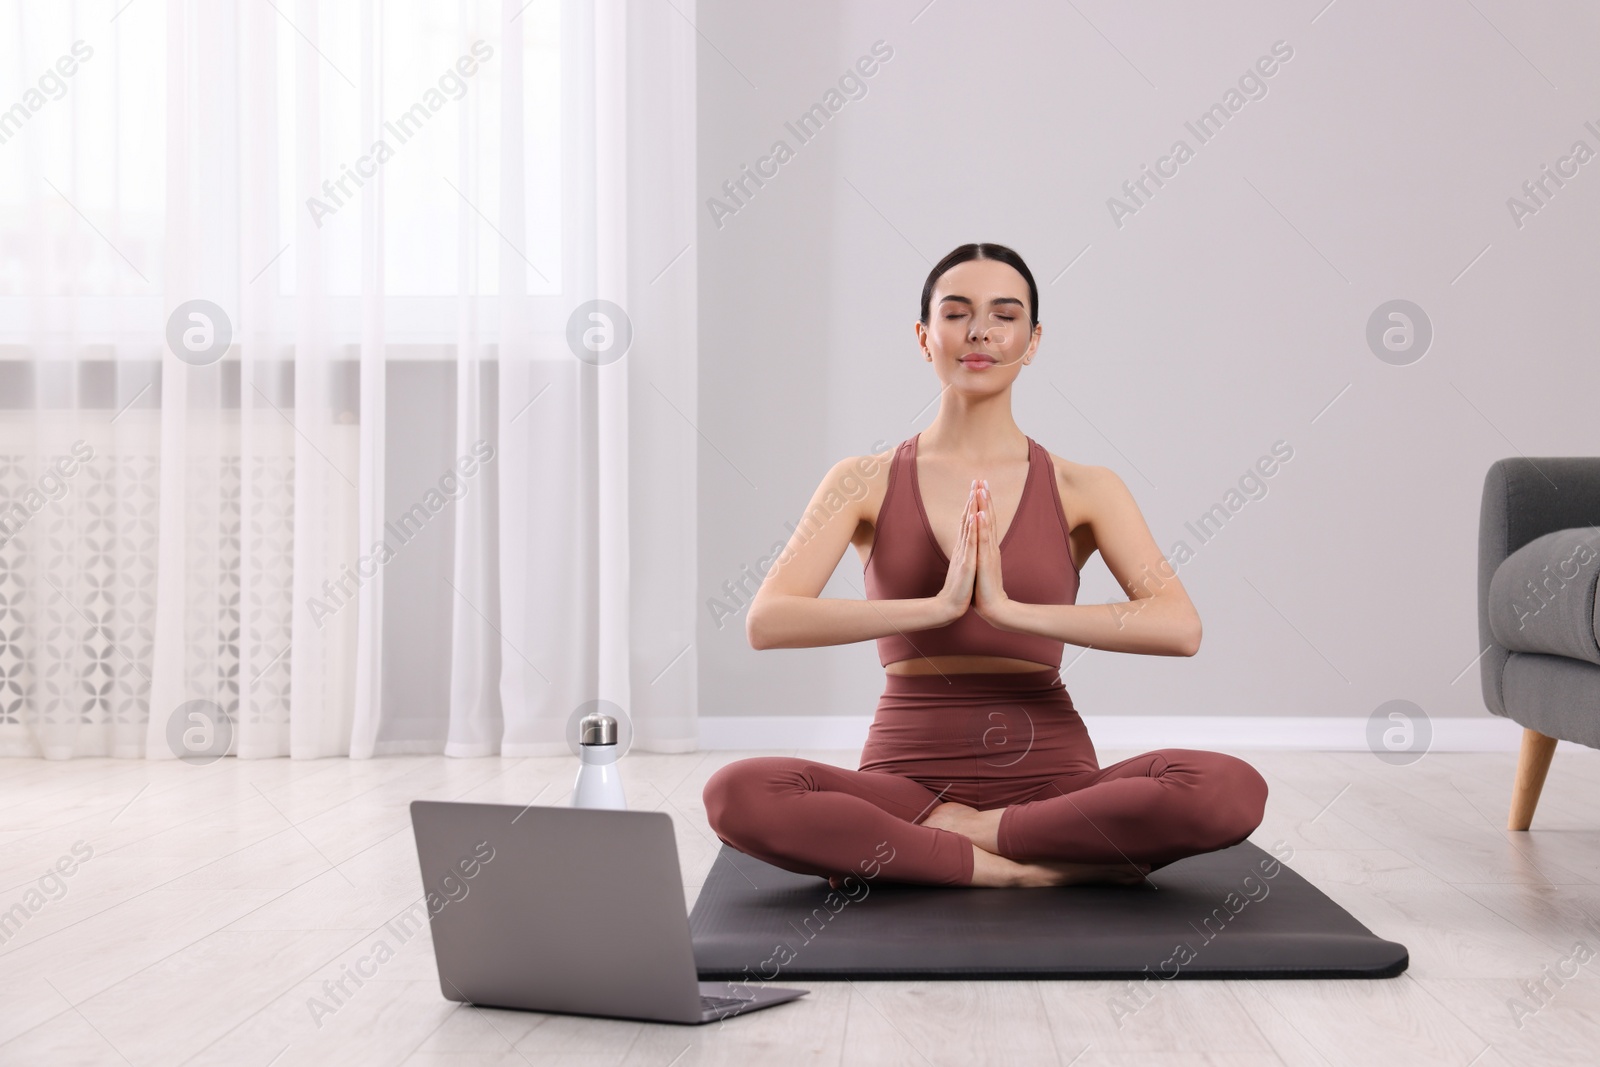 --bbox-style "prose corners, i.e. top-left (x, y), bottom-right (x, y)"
top-left (572, 711), bottom-right (627, 810)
